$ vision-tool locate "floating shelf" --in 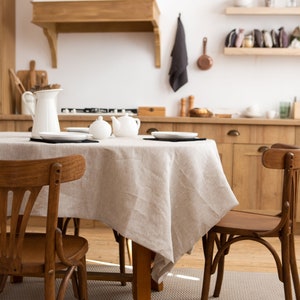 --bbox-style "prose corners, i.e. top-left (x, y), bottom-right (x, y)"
top-left (31, 0), bottom-right (161, 68)
top-left (224, 47), bottom-right (300, 56)
top-left (225, 6), bottom-right (300, 15)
